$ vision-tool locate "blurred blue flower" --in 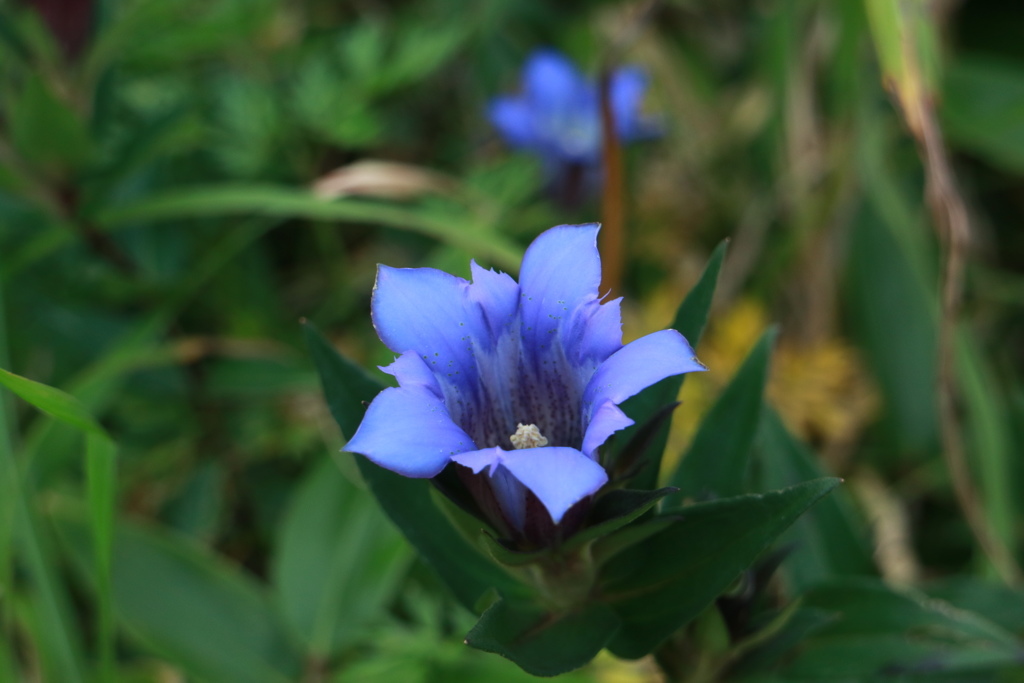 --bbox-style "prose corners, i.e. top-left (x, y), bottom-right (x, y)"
top-left (488, 50), bottom-right (659, 169)
top-left (344, 225), bottom-right (704, 533)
